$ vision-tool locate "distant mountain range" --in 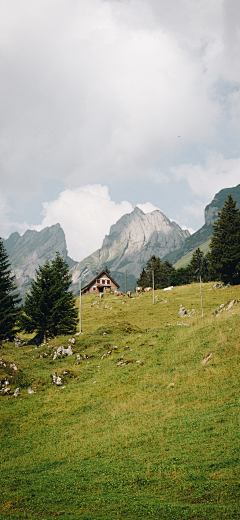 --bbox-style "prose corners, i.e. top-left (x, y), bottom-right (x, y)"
top-left (3, 184), bottom-right (240, 298)
top-left (3, 224), bottom-right (77, 300)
